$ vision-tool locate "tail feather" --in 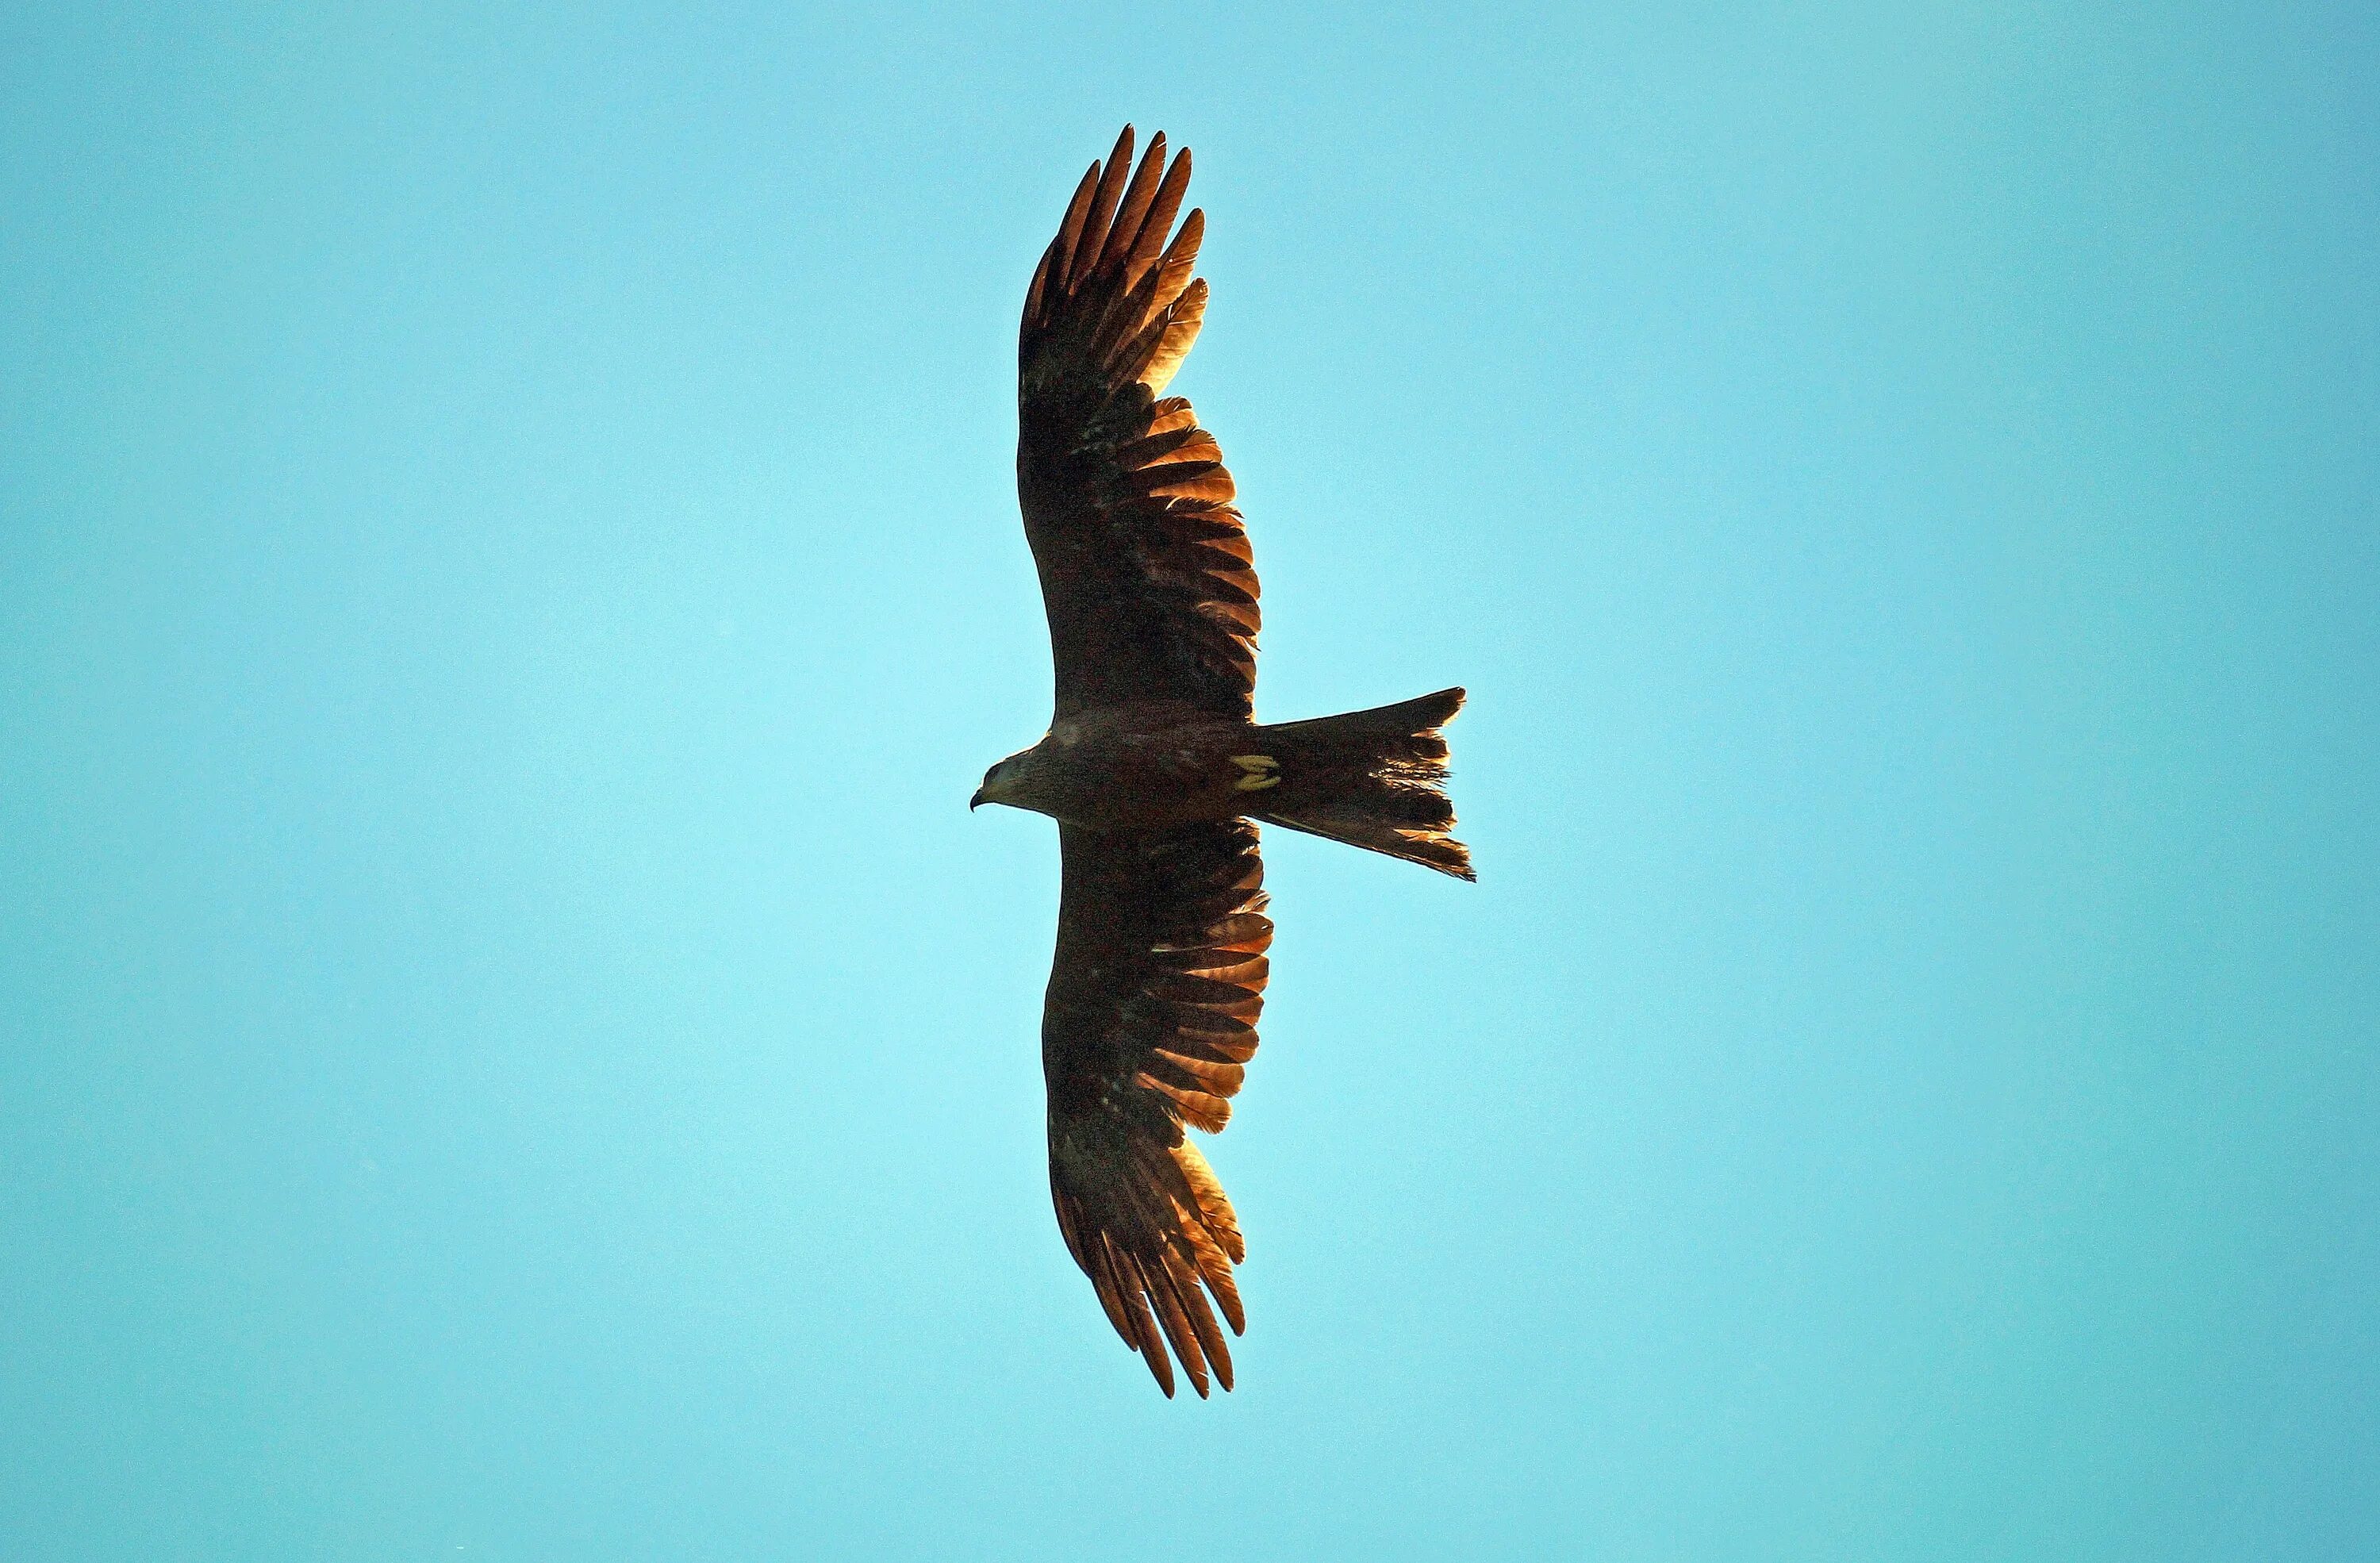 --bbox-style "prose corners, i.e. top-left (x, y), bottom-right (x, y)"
top-left (1255, 688), bottom-right (1473, 880)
